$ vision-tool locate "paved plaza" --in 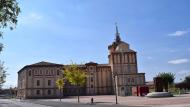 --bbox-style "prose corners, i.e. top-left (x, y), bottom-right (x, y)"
top-left (1, 93), bottom-right (190, 107)
top-left (25, 93), bottom-right (190, 107)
